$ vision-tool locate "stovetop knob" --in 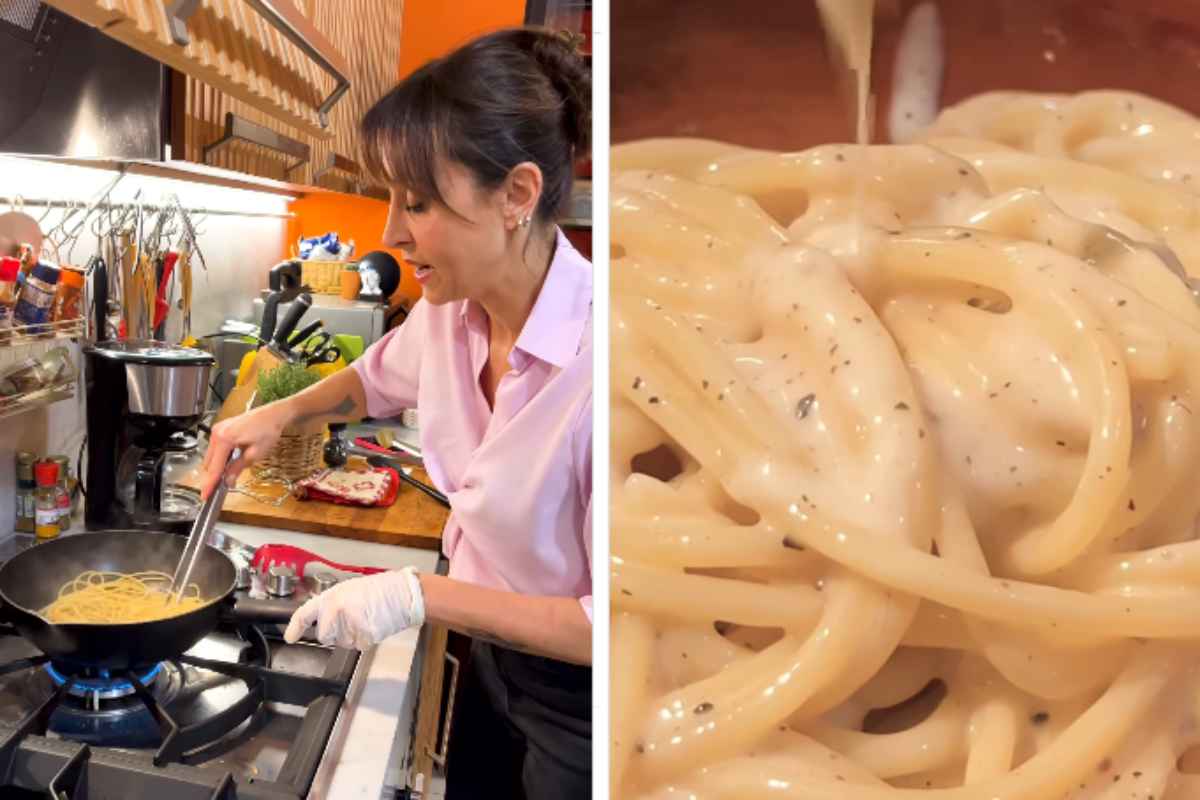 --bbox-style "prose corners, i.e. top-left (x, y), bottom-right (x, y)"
top-left (235, 563), bottom-right (253, 590)
top-left (312, 573), bottom-right (339, 595)
top-left (266, 564), bottom-right (298, 597)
